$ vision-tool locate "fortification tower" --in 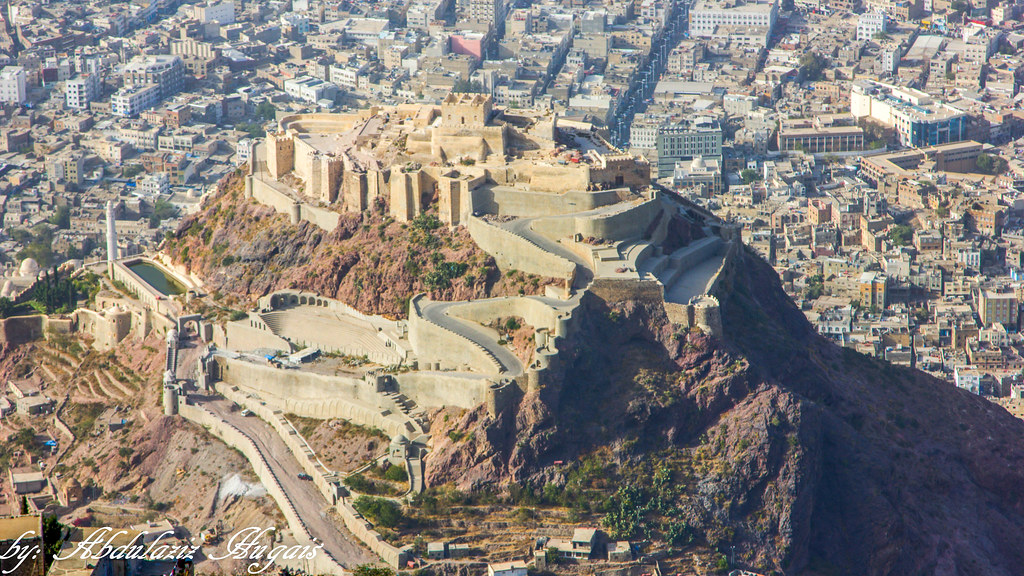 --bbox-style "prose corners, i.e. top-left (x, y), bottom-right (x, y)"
top-left (266, 131), bottom-right (295, 179)
top-left (691, 295), bottom-right (723, 339)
